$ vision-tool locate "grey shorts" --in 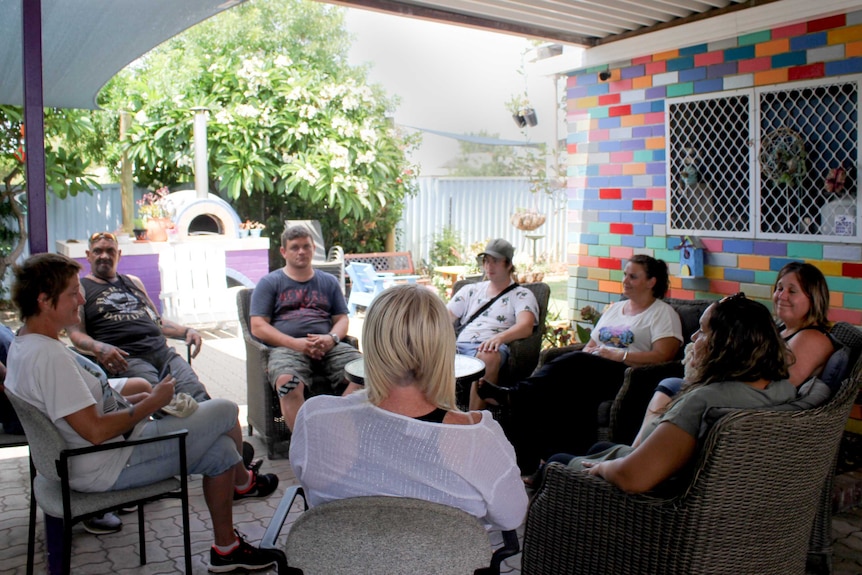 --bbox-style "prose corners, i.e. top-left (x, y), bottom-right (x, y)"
top-left (268, 343), bottom-right (362, 397)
